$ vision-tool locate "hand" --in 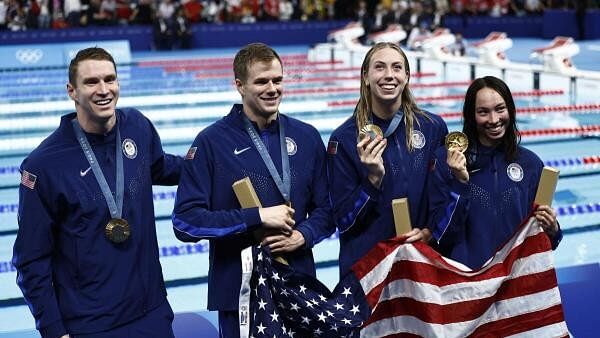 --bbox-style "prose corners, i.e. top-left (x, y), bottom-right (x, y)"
top-left (403, 228), bottom-right (431, 243)
top-left (261, 229), bottom-right (305, 254)
top-left (258, 205), bottom-right (295, 235)
top-left (60, 335), bottom-right (70, 338)
top-left (357, 135), bottom-right (387, 188)
top-left (447, 148), bottom-right (469, 183)
top-left (534, 205), bottom-right (558, 237)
